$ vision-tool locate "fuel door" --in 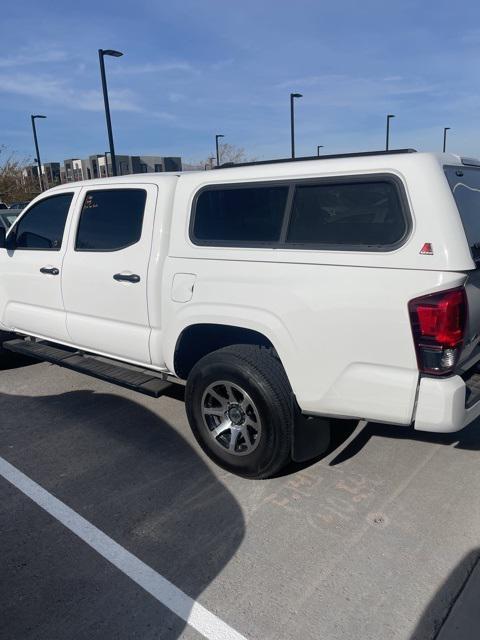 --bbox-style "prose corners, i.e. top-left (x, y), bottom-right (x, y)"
top-left (171, 273), bottom-right (196, 303)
